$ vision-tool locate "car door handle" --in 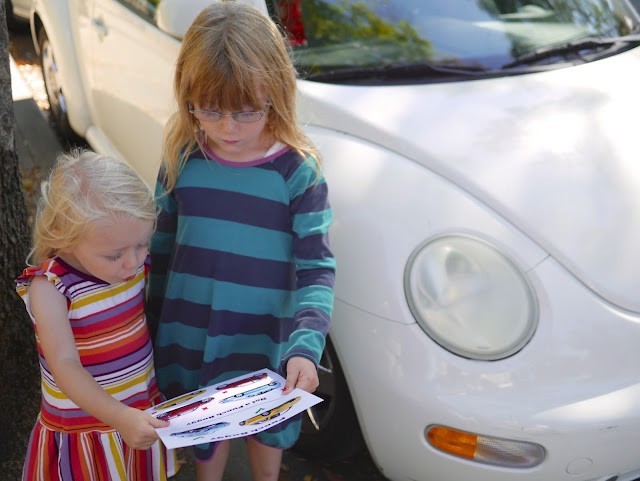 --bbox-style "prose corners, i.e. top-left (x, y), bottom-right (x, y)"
top-left (91, 17), bottom-right (108, 40)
